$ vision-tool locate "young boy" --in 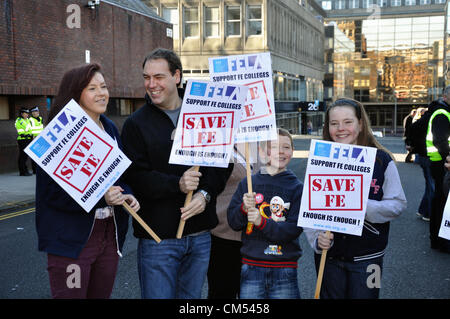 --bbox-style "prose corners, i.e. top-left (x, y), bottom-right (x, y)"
top-left (227, 128), bottom-right (303, 299)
